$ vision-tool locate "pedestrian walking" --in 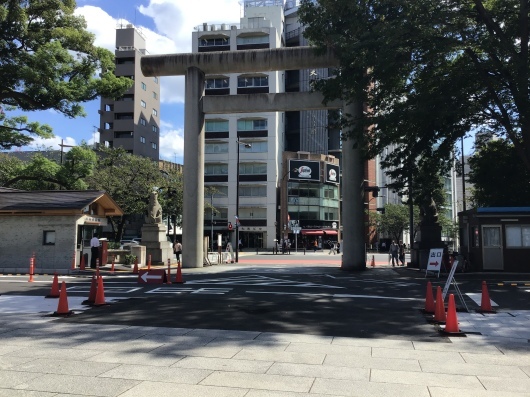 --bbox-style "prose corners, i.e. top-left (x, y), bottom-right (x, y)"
top-left (389, 240), bottom-right (399, 267)
top-left (398, 240), bottom-right (405, 266)
top-left (226, 242), bottom-right (234, 263)
top-left (313, 239), bottom-right (318, 252)
top-left (328, 241), bottom-right (337, 255)
top-left (173, 240), bottom-right (182, 265)
top-left (90, 234), bottom-right (100, 269)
